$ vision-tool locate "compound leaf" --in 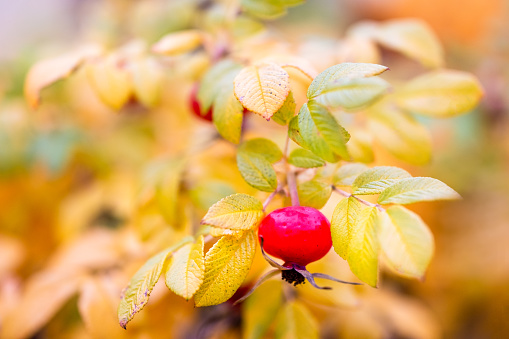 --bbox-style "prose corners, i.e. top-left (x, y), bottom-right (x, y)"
top-left (202, 193), bottom-right (264, 230)
top-left (378, 177), bottom-right (461, 205)
top-left (194, 231), bottom-right (256, 307)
